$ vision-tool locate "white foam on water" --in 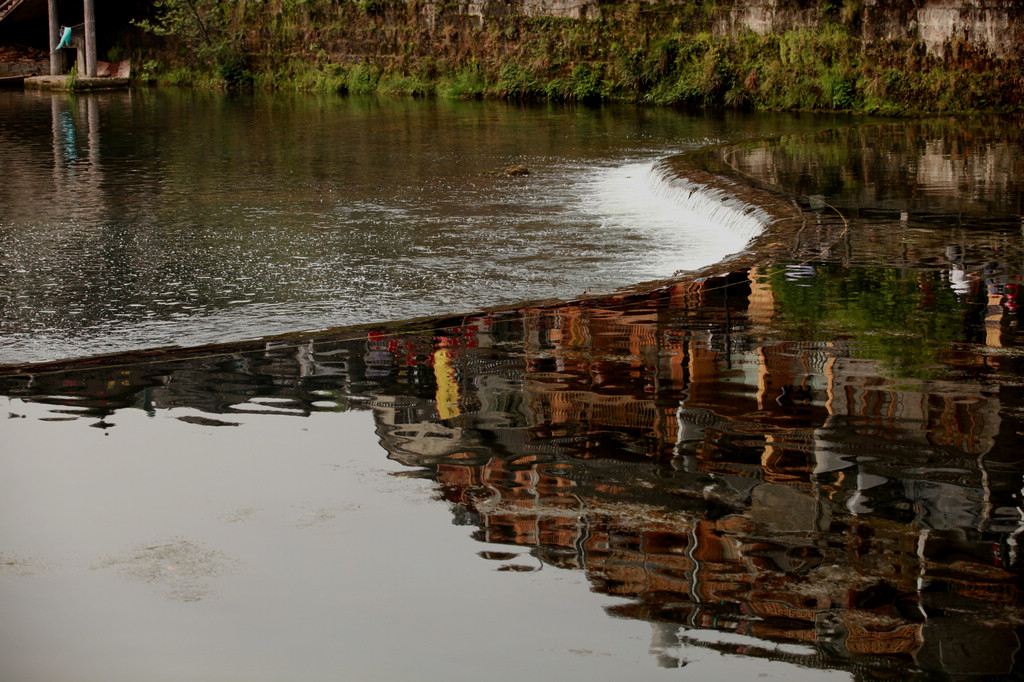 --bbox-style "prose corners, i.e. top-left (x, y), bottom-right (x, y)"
top-left (587, 160), bottom-right (771, 273)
